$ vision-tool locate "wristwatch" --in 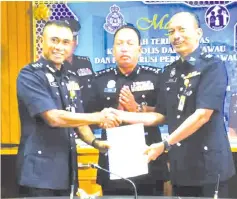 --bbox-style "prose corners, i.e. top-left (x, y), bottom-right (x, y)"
top-left (163, 140), bottom-right (172, 152)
